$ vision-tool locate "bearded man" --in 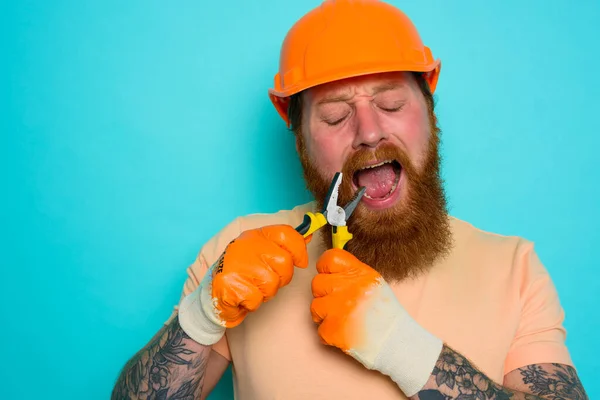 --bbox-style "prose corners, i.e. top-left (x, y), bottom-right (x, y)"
top-left (112, 1), bottom-right (588, 399)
